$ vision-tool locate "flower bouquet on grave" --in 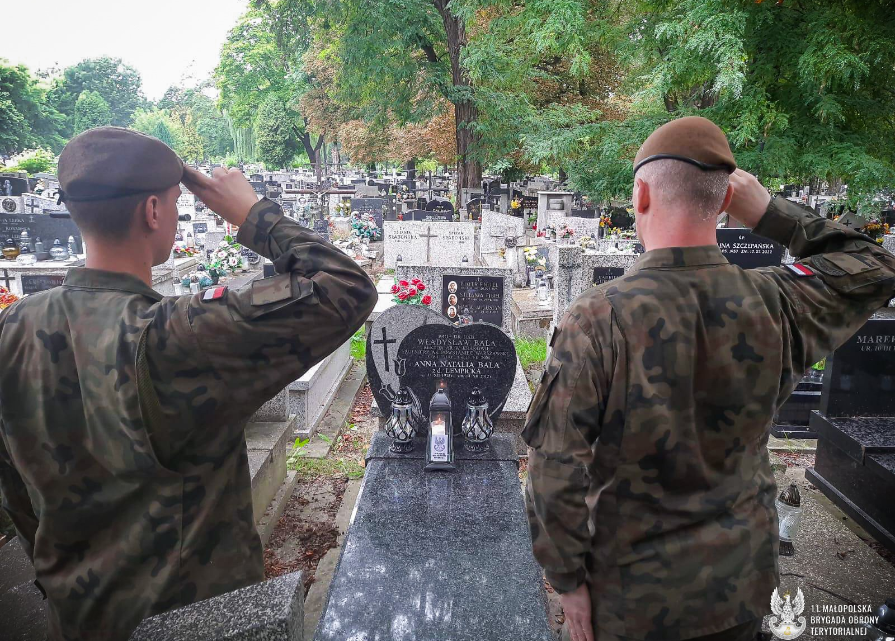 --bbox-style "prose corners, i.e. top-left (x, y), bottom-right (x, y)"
top-left (172, 244), bottom-right (200, 259)
top-left (209, 238), bottom-right (244, 275)
top-left (599, 214), bottom-right (612, 228)
top-left (861, 219), bottom-right (889, 244)
top-left (523, 246), bottom-right (541, 267)
top-left (0, 286), bottom-right (19, 309)
top-left (391, 278), bottom-right (432, 306)
top-left (351, 213), bottom-right (382, 241)
top-left (559, 225), bottom-right (575, 240)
